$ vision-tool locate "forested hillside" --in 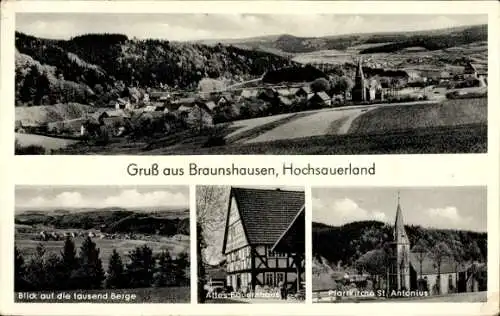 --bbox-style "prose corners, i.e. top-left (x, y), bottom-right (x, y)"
top-left (312, 221), bottom-right (487, 267)
top-left (15, 209), bottom-right (189, 236)
top-left (15, 32), bottom-right (295, 106)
